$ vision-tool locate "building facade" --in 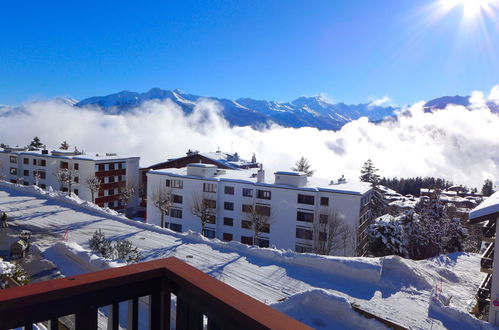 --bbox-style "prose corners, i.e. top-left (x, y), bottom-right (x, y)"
top-left (0, 146), bottom-right (140, 210)
top-left (146, 164), bottom-right (372, 256)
